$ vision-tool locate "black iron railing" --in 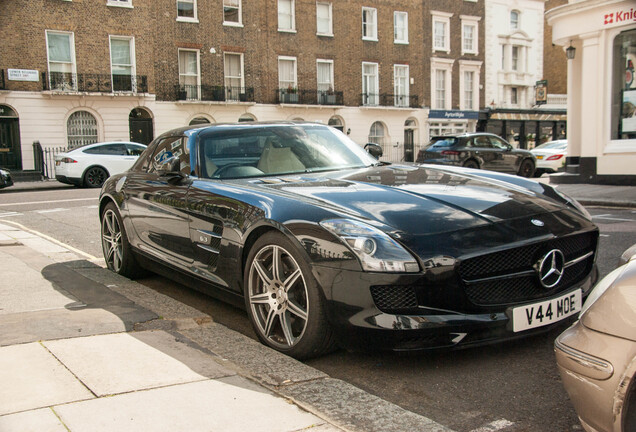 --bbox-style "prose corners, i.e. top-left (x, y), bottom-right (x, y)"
top-left (33, 141), bottom-right (66, 179)
top-left (174, 85), bottom-right (255, 102)
top-left (276, 88), bottom-right (344, 105)
top-left (361, 93), bottom-right (419, 108)
top-left (42, 72), bottom-right (148, 93)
